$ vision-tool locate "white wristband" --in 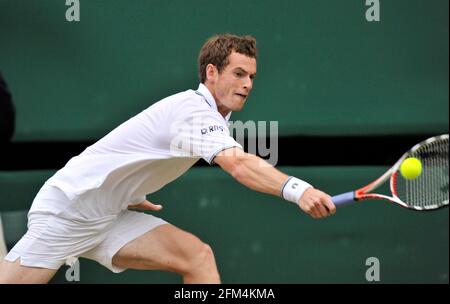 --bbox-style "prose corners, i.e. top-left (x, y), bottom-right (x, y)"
top-left (281, 176), bottom-right (313, 205)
